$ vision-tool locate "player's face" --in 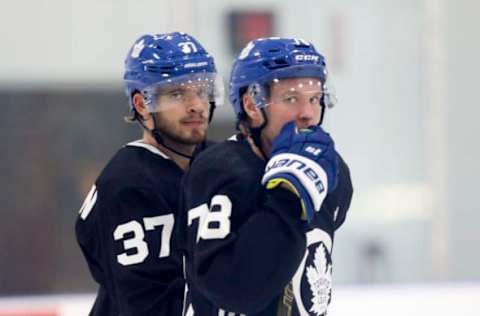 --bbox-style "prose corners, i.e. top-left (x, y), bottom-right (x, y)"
top-left (262, 77), bottom-right (323, 150)
top-left (152, 85), bottom-right (210, 145)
